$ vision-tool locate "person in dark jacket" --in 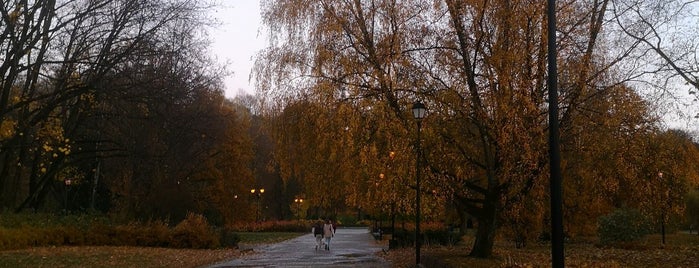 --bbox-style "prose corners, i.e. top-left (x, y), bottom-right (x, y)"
top-left (312, 221), bottom-right (324, 250)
